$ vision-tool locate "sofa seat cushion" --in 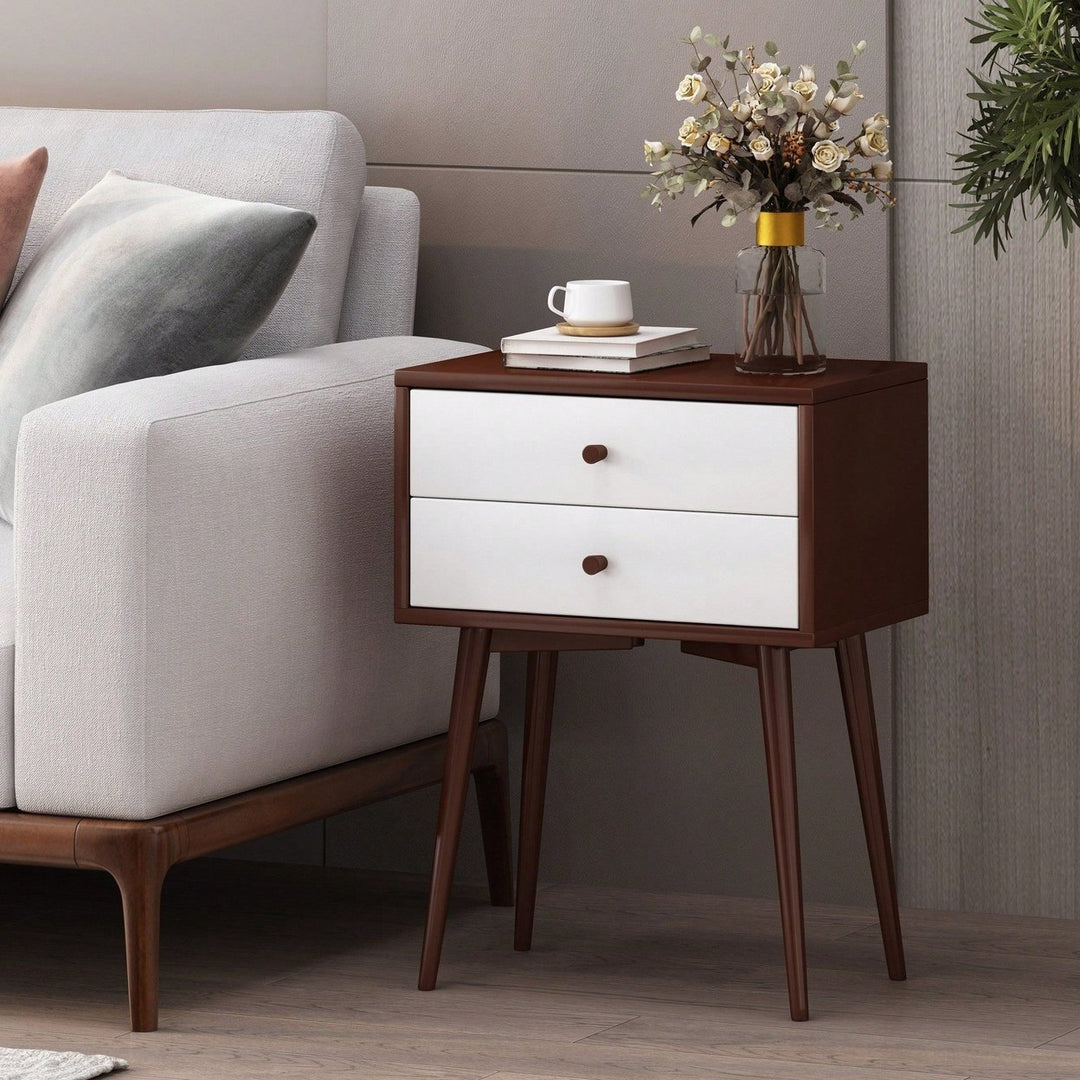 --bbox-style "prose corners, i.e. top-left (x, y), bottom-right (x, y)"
top-left (0, 522), bottom-right (13, 807)
top-left (0, 171), bottom-right (316, 523)
top-left (0, 107), bottom-right (364, 361)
